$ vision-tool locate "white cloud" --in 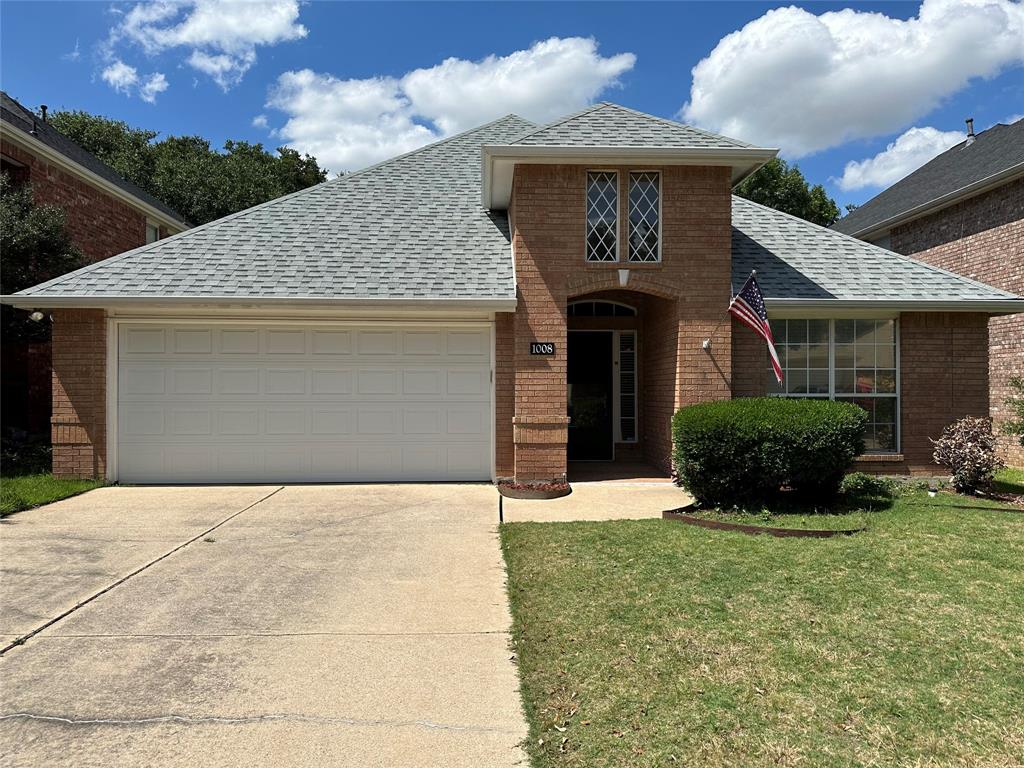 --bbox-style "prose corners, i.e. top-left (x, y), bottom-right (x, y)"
top-left (1002, 113), bottom-right (1024, 125)
top-left (108, 0), bottom-right (306, 91)
top-left (682, 0), bottom-right (1024, 156)
top-left (401, 37), bottom-right (636, 135)
top-left (252, 114), bottom-right (269, 129)
top-left (101, 58), bottom-right (168, 103)
top-left (101, 60), bottom-right (139, 94)
top-left (139, 72), bottom-right (169, 103)
top-left (836, 126), bottom-right (965, 191)
top-left (62, 38), bottom-right (81, 62)
top-left (266, 37), bottom-right (635, 172)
